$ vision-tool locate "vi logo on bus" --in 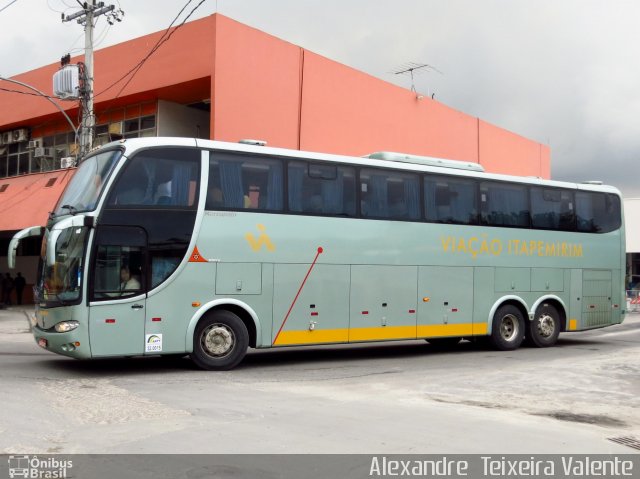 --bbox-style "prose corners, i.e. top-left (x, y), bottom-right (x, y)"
top-left (245, 224), bottom-right (276, 252)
